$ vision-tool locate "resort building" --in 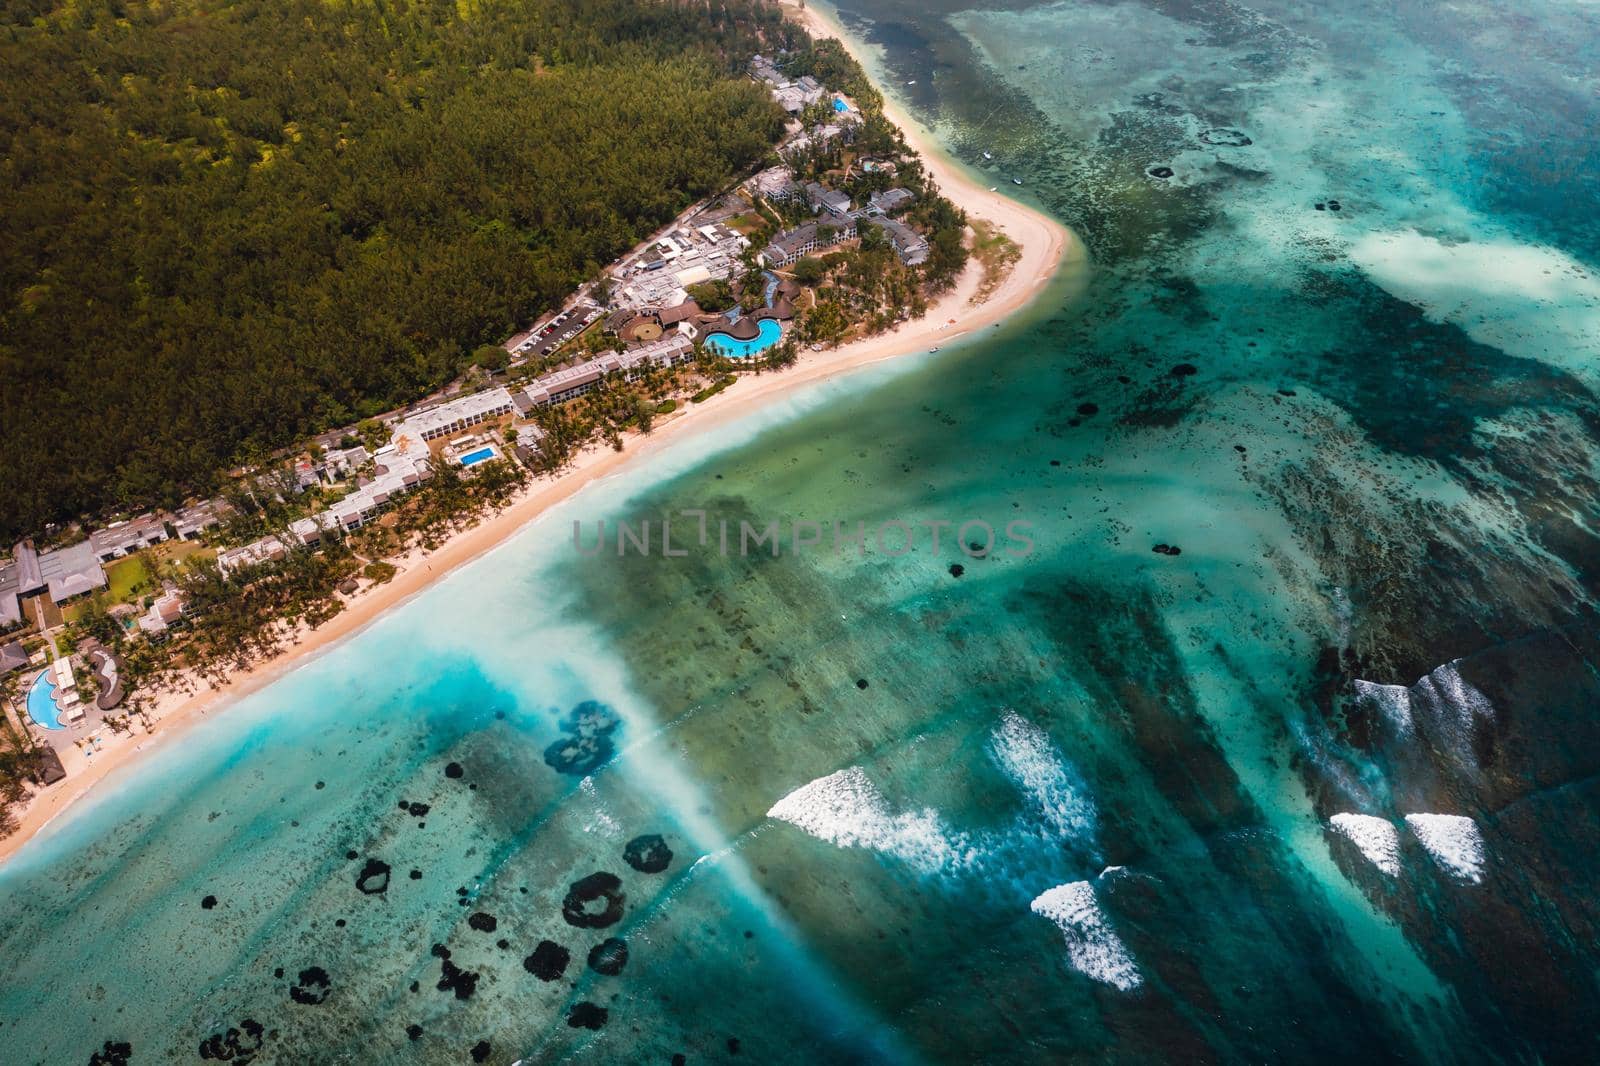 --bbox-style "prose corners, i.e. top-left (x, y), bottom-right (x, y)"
top-left (0, 562), bottom-right (24, 629)
top-left (516, 334), bottom-right (697, 409)
top-left (750, 167), bottom-right (800, 203)
top-left (512, 422), bottom-right (550, 464)
top-left (876, 217), bottom-right (932, 266)
top-left (89, 513), bottom-right (171, 562)
top-left (138, 588), bottom-right (187, 635)
top-left (217, 535), bottom-right (288, 576)
top-left (803, 181), bottom-right (853, 217)
top-left (0, 640), bottom-right (27, 674)
top-left (395, 387), bottom-right (515, 443)
top-left (763, 219), bottom-right (858, 267)
top-left (323, 448), bottom-right (433, 532)
top-left (868, 187), bottom-right (917, 214)
top-left (172, 500), bottom-right (227, 540)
